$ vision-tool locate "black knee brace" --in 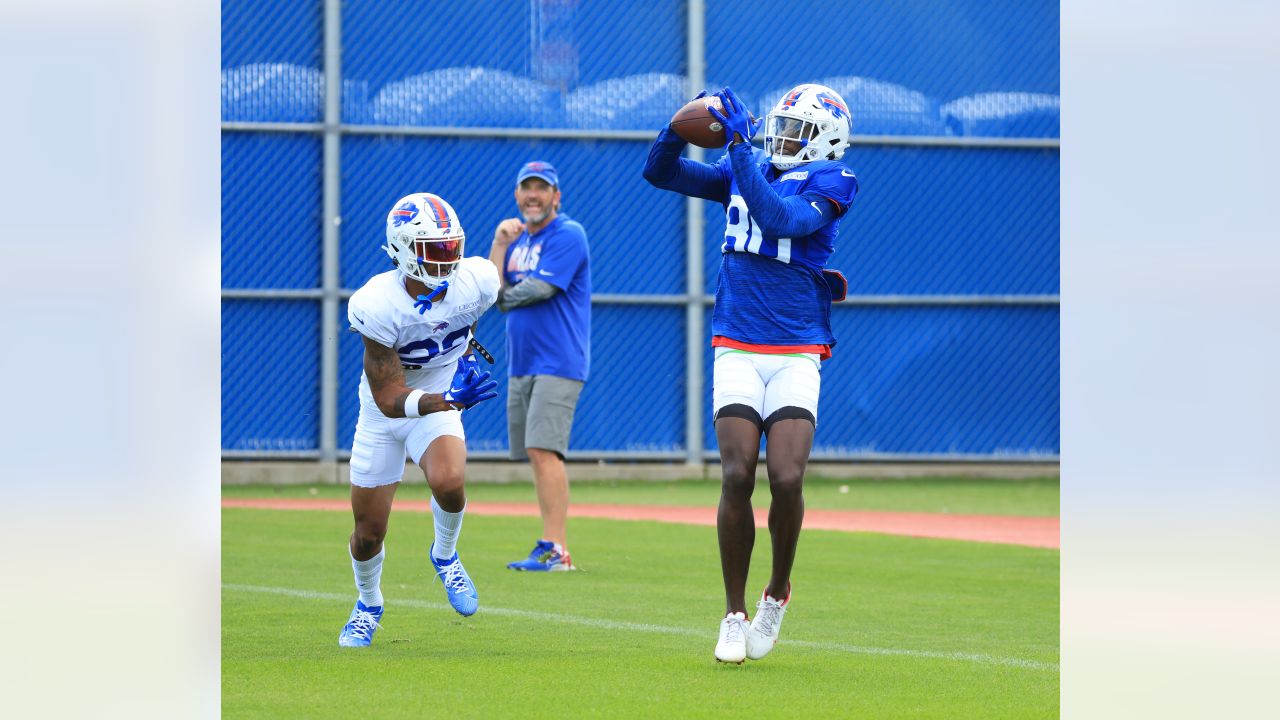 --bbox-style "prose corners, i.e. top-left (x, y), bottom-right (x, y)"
top-left (714, 403), bottom-right (764, 433)
top-left (763, 406), bottom-right (816, 435)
